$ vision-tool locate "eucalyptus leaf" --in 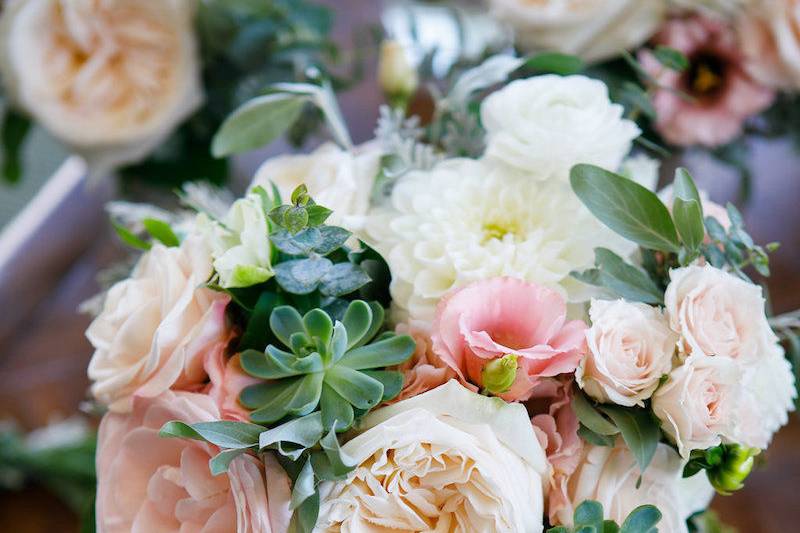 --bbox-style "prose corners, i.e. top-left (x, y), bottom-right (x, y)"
top-left (525, 52), bottom-right (584, 75)
top-left (319, 426), bottom-right (356, 477)
top-left (672, 168), bottom-right (705, 252)
top-left (290, 457), bottom-right (316, 510)
top-left (259, 412), bottom-right (324, 453)
top-left (212, 93), bottom-right (307, 157)
top-left (572, 248), bottom-right (663, 305)
top-left (598, 406), bottom-right (661, 475)
top-left (313, 226), bottom-right (351, 255)
top-left (209, 449), bottom-right (247, 476)
top-left (274, 257), bottom-right (333, 294)
top-left (319, 262), bottom-right (371, 297)
top-left (578, 425), bottom-right (617, 447)
top-left (159, 421), bottom-right (263, 449)
top-left (570, 164), bottom-right (680, 253)
top-left (272, 81), bottom-right (352, 149)
top-left (572, 390), bottom-right (620, 436)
